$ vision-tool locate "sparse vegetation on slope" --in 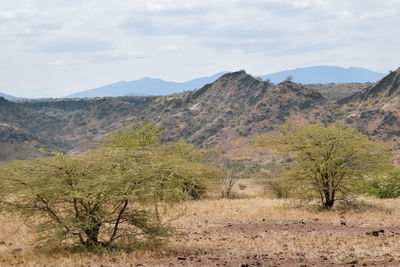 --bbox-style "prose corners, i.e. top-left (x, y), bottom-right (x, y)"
top-left (338, 68), bottom-right (400, 148)
top-left (3, 68), bottom-right (400, 169)
top-left (2, 71), bottom-right (337, 162)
